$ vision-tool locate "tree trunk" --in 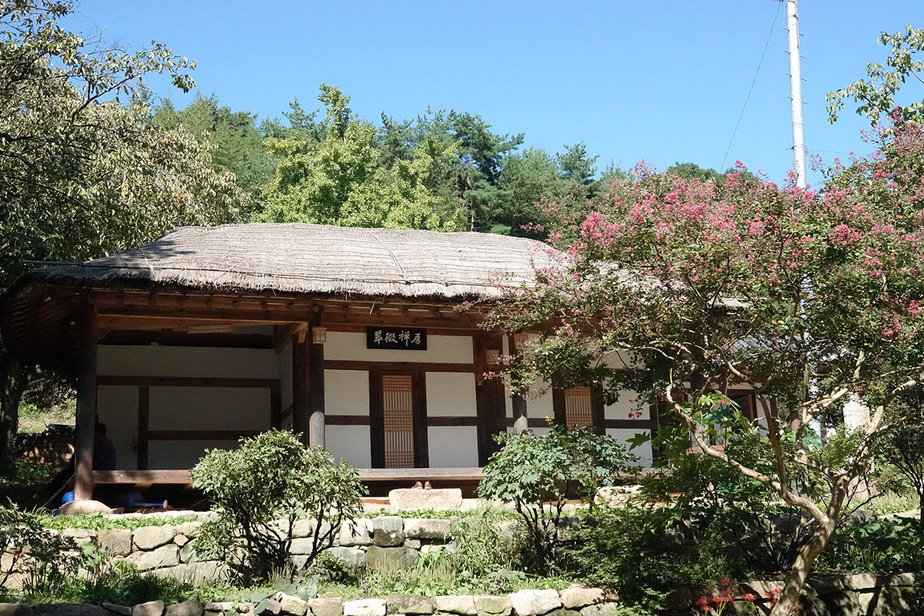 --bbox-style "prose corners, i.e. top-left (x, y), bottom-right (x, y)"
top-left (0, 348), bottom-right (27, 464)
top-left (772, 516), bottom-right (836, 615)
